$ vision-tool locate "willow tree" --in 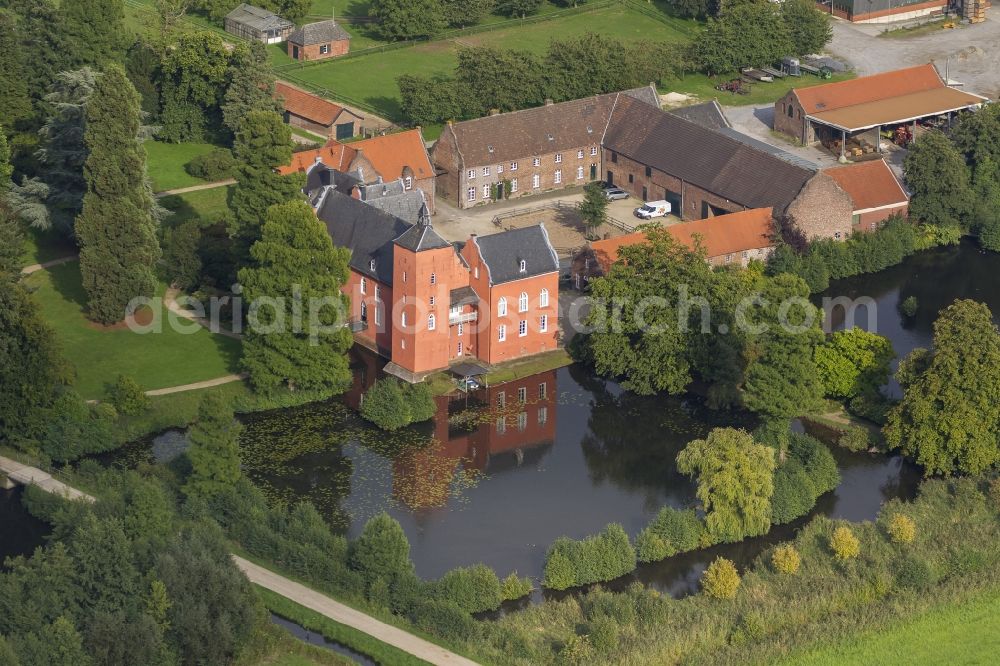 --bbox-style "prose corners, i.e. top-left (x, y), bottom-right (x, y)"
top-left (75, 64), bottom-right (160, 324)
